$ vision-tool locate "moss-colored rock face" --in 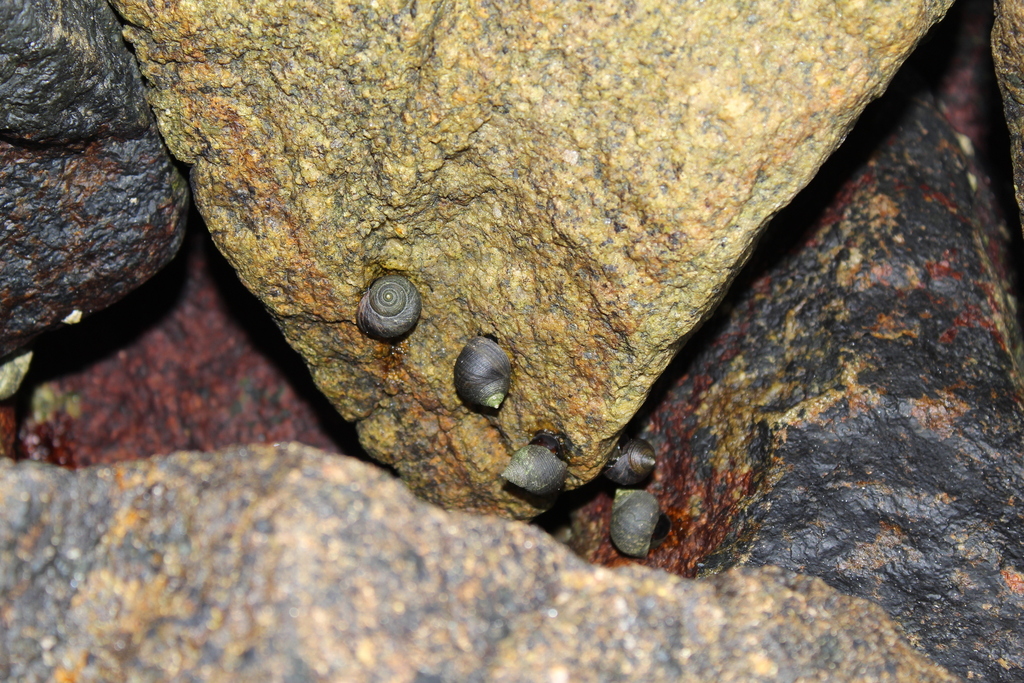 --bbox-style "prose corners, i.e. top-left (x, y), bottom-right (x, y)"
top-left (112, 0), bottom-right (951, 516)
